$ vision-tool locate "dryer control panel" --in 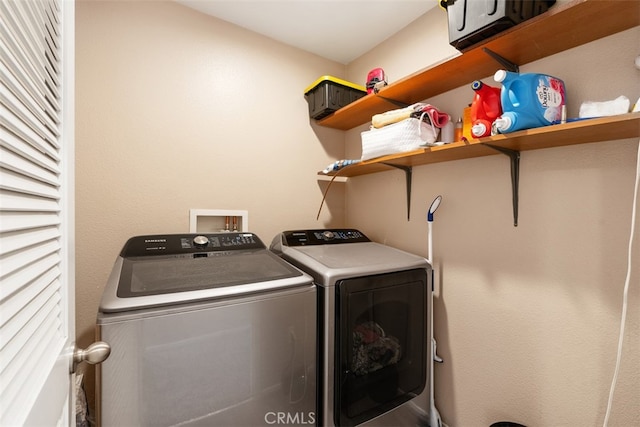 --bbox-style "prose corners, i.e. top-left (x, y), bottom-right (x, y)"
top-left (280, 229), bottom-right (370, 246)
